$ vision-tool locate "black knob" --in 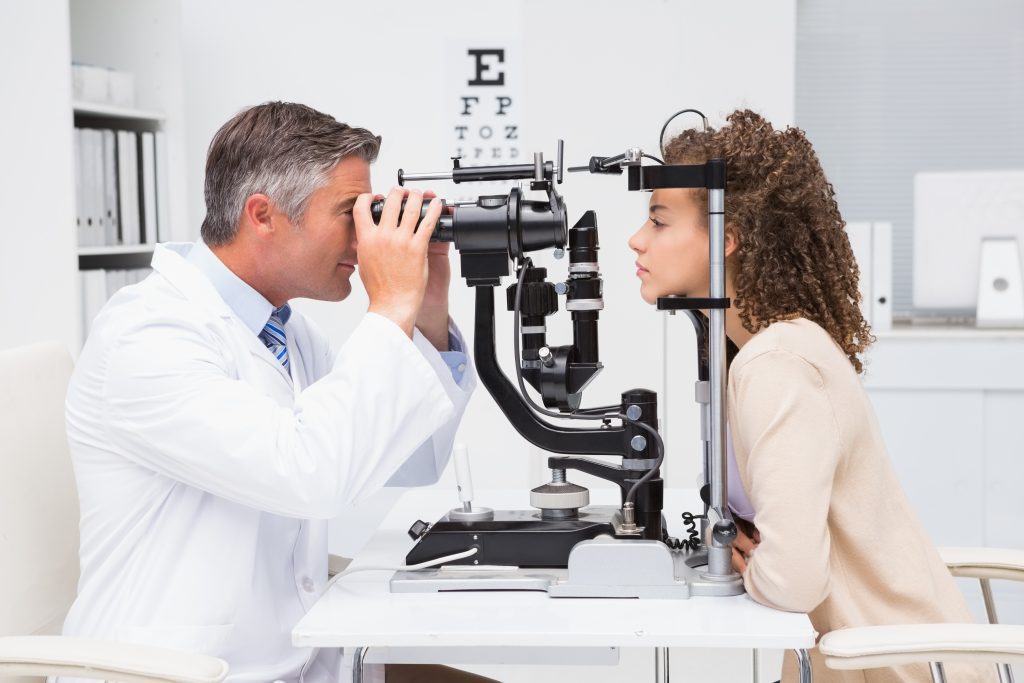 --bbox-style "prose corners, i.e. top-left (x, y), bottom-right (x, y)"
top-left (507, 271), bottom-right (559, 316)
top-left (699, 484), bottom-right (711, 507)
top-left (407, 519), bottom-right (430, 541)
top-left (713, 519), bottom-right (737, 546)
